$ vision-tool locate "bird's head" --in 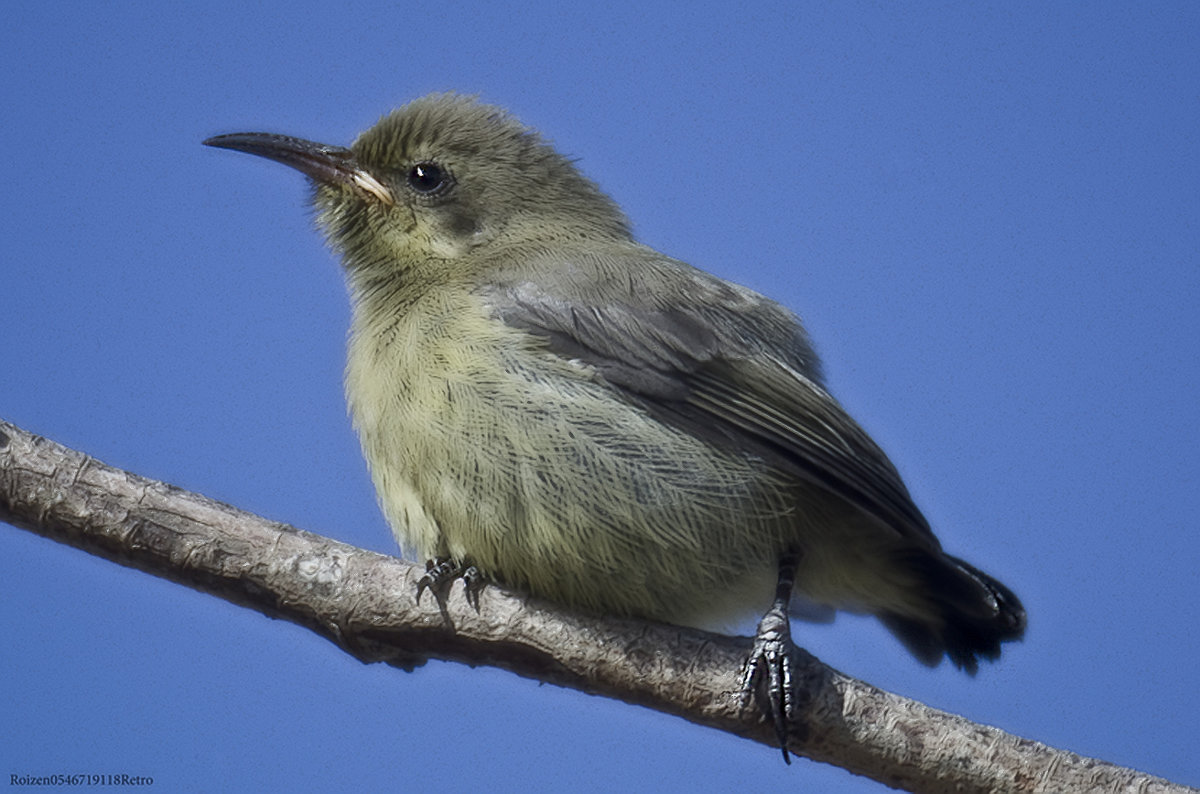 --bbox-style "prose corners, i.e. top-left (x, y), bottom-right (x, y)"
top-left (204, 93), bottom-right (631, 283)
